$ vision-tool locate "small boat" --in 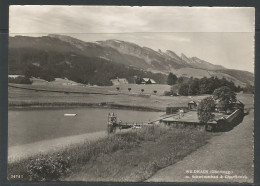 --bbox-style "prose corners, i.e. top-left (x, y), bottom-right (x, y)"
top-left (64, 113), bottom-right (77, 117)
